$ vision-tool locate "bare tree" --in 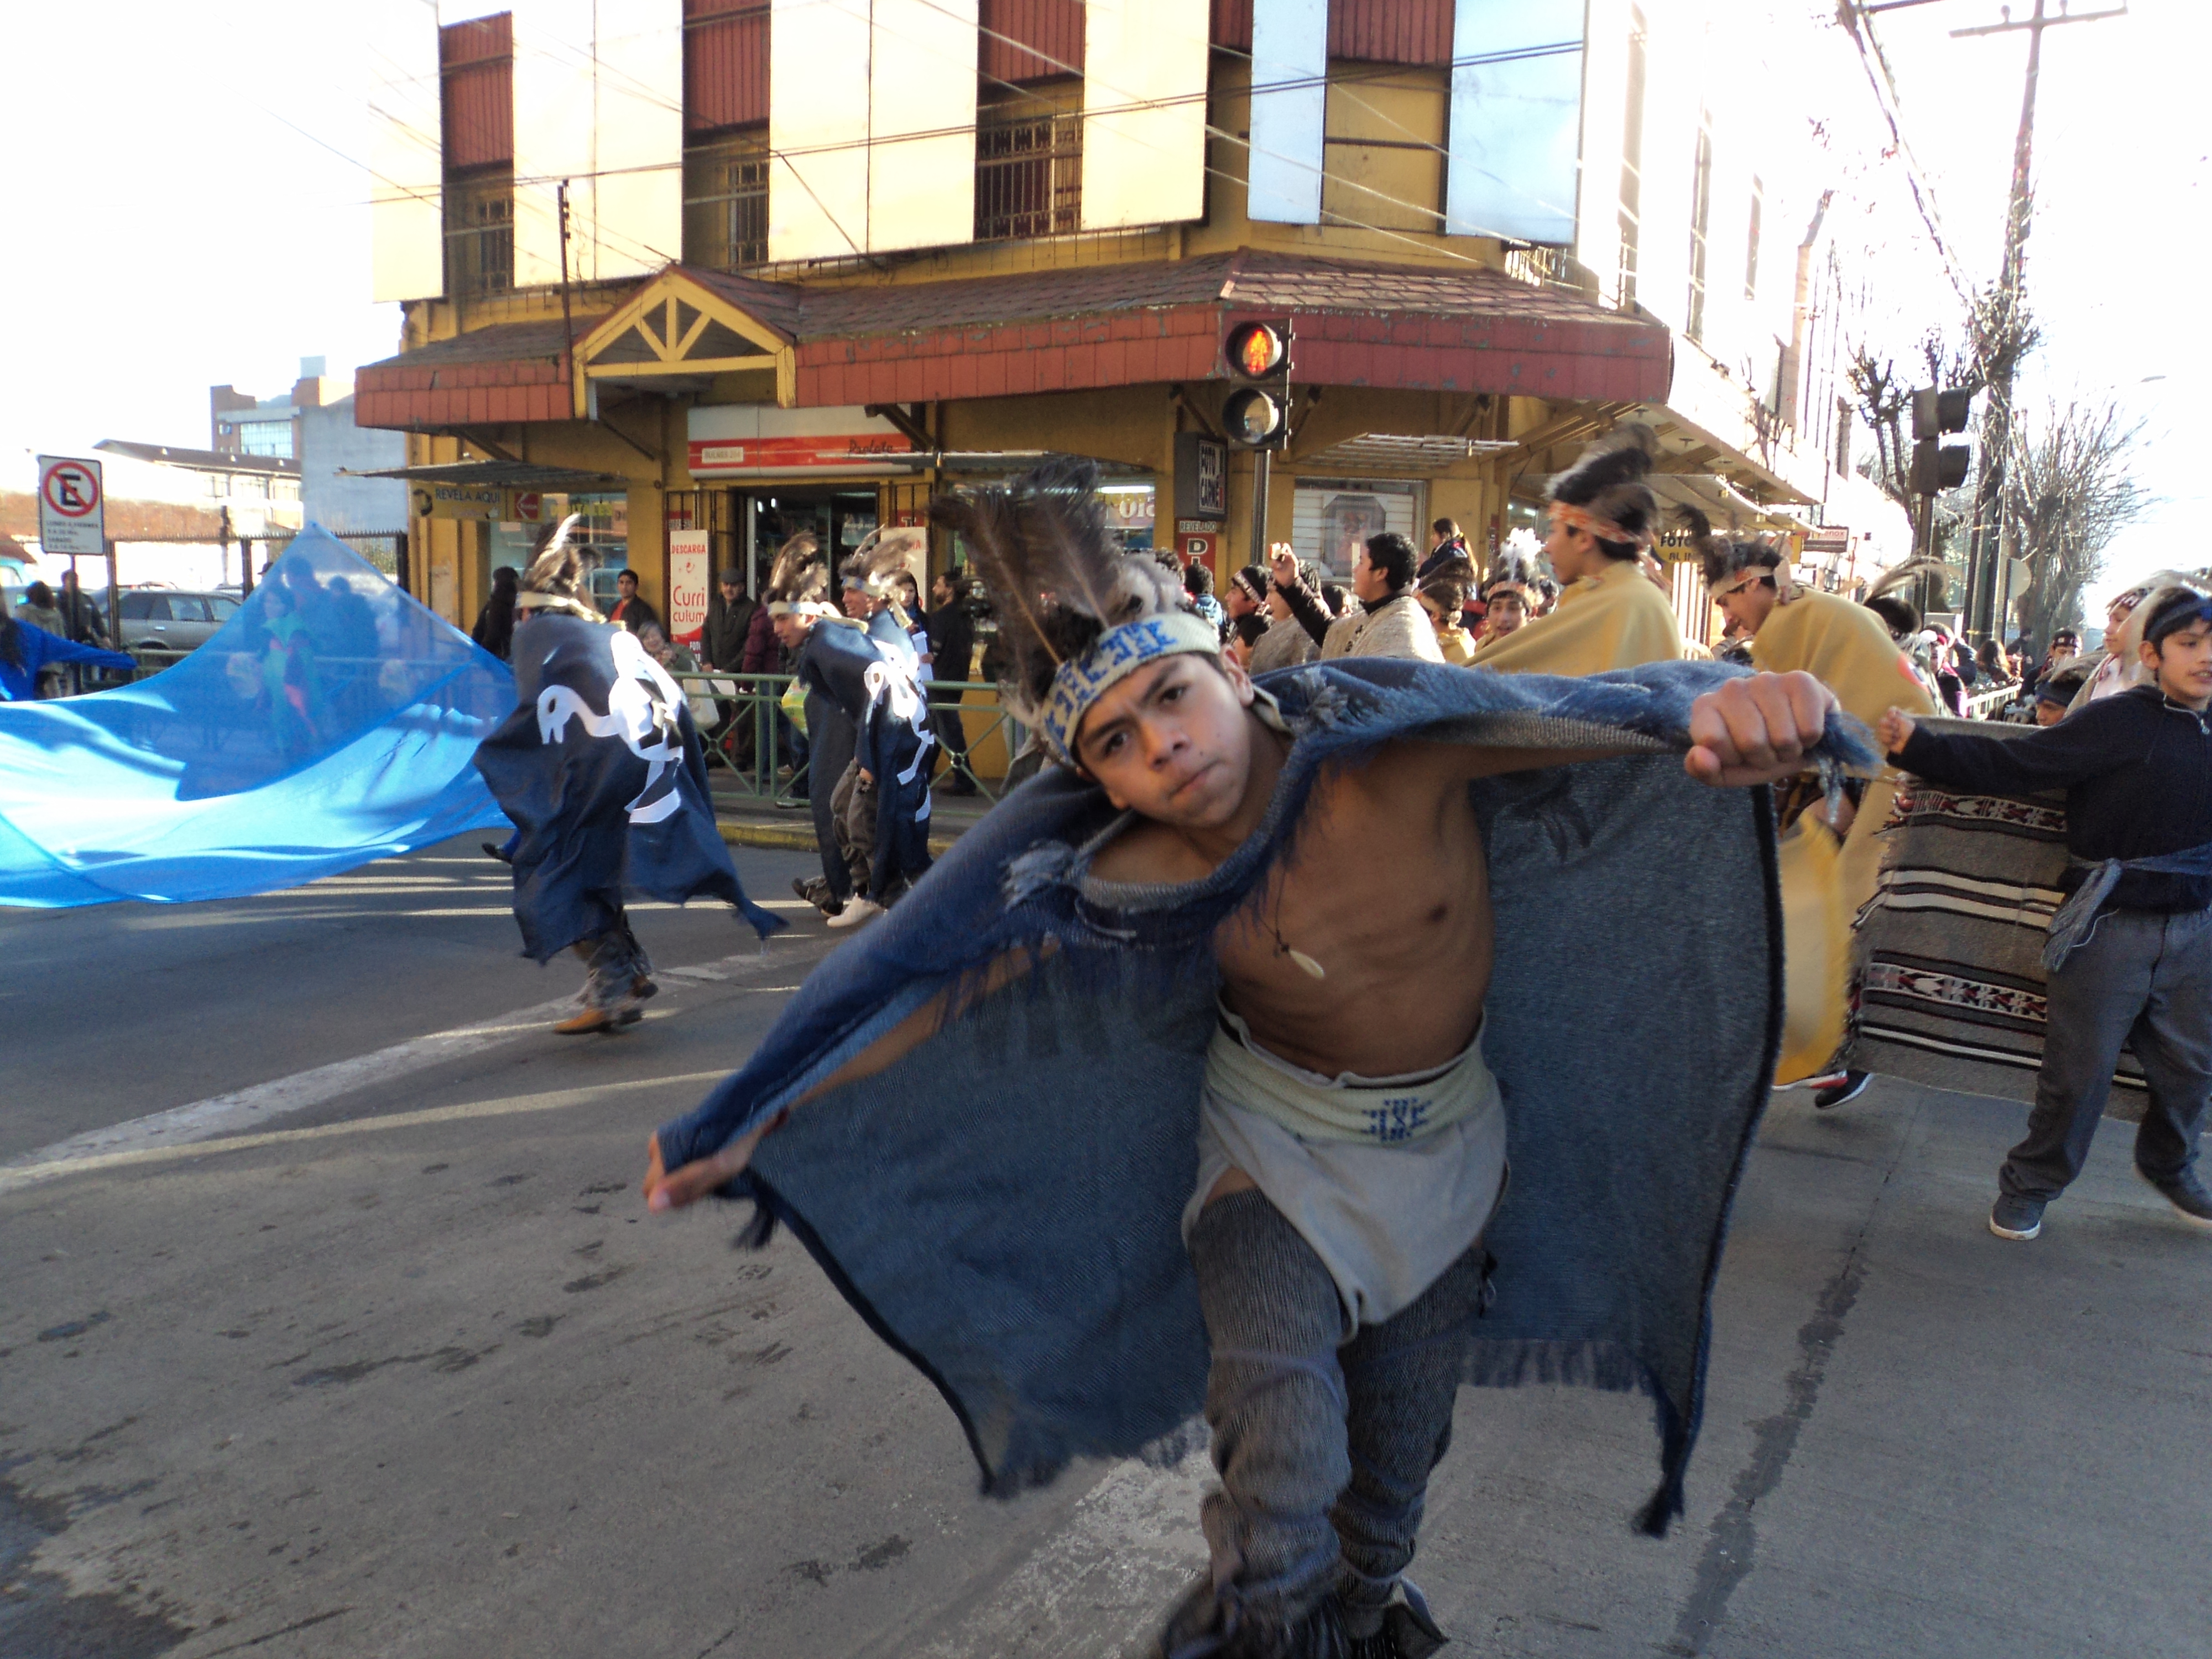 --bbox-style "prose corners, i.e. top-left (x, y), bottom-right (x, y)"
top-left (2009, 395), bottom-right (2151, 646)
top-left (1849, 287), bottom-right (2041, 620)
top-left (1847, 347), bottom-right (1913, 513)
